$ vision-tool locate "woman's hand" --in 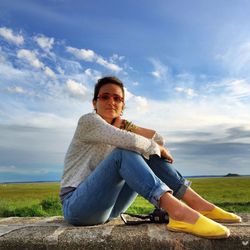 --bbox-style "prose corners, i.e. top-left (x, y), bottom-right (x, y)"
top-left (159, 145), bottom-right (174, 164)
top-left (112, 116), bottom-right (124, 129)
